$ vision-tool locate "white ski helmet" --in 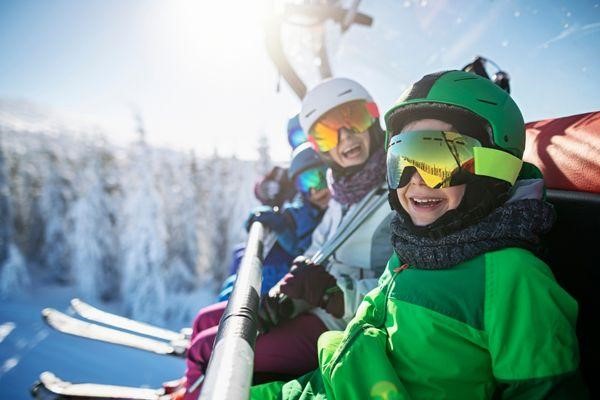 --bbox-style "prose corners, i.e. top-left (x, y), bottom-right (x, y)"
top-left (299, 77), bottom-right (378, 135)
